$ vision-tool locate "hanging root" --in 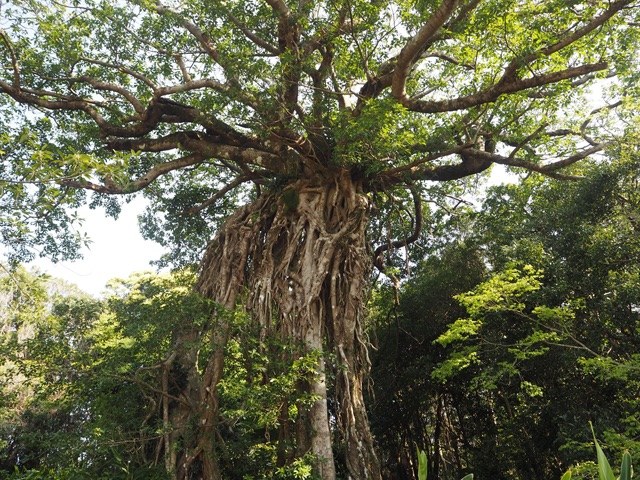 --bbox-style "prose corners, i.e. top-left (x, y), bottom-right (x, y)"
top-left (197, 168), bottom-right (381, 479)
